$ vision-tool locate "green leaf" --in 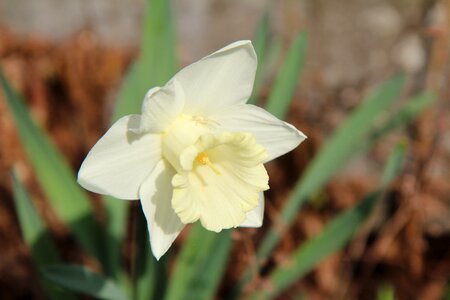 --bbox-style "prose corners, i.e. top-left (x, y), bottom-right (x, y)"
top-left (257, 75), bottom-right (405, 261)
top-left (380, 143), bottom-right (406, 187)
top-left (133, 208), bottom-right (167, 300)
top-left (253, 12), bottom-right (269, 63)
top-left (164, 224), bottom-right (232, 300)
top-left (369, 91), bottom-right (436, 143)
top-left (12, 172), bottom-right (76, 300)
top-left (263, 38), bottom-right (282, 78)
top-left (104, 0), bottom-right (178, 281)
top-left (103, 198), bottom-right (129, 280)
top-left (231, 76), bottom-right (406, 297)
top-left (42, 265), bottom-right (128, 300)
top-left (0, 72), bottom-right (105, 265)
top-left (248, 11), bottom-right (270, 105)
top-left (112, 0), bottom-right (177, 120)
top-left (247, 144), bottom-right (406, 299)
top-left (251, 191), bottom-right (381, 299)
top-left (444, 282), bottom-right (450, 300)
top-left (377, 284), bottom-right (395, 300)
top-left (265, 32), bottom-right (307, 119)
